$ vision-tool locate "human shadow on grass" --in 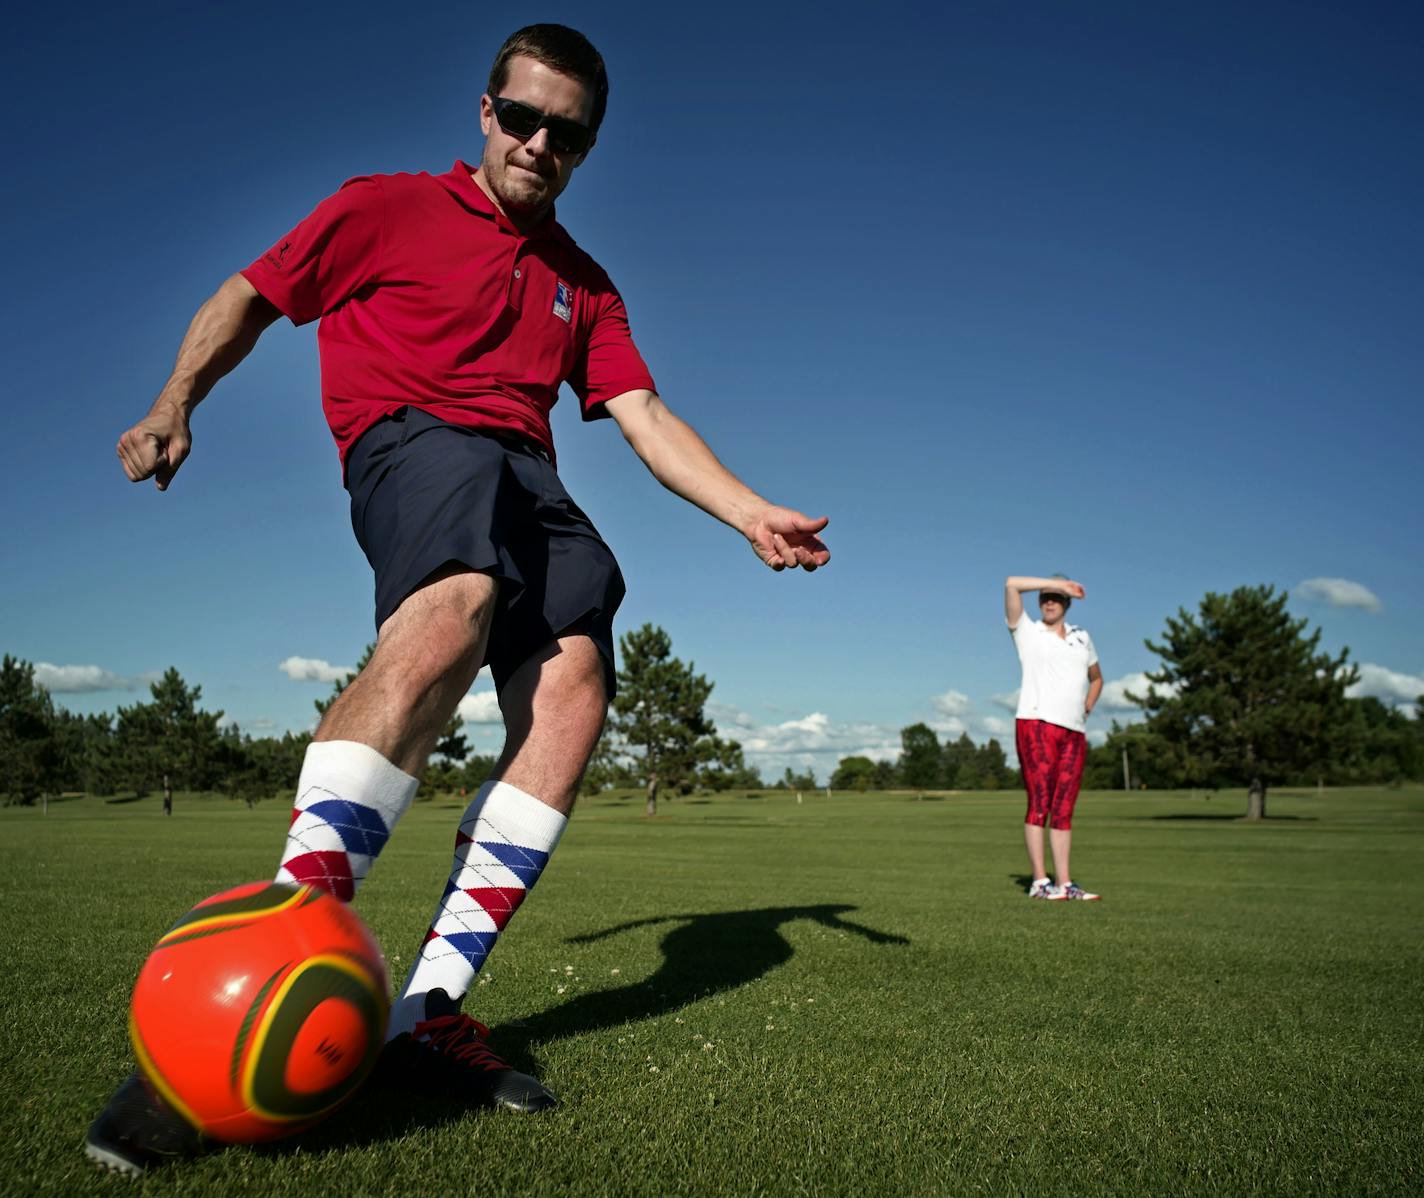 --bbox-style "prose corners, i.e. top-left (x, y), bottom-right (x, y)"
top-left (255, 906), bottom-right (907, 1160)
top-left (491, 904), bottom-right (909, 1073)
